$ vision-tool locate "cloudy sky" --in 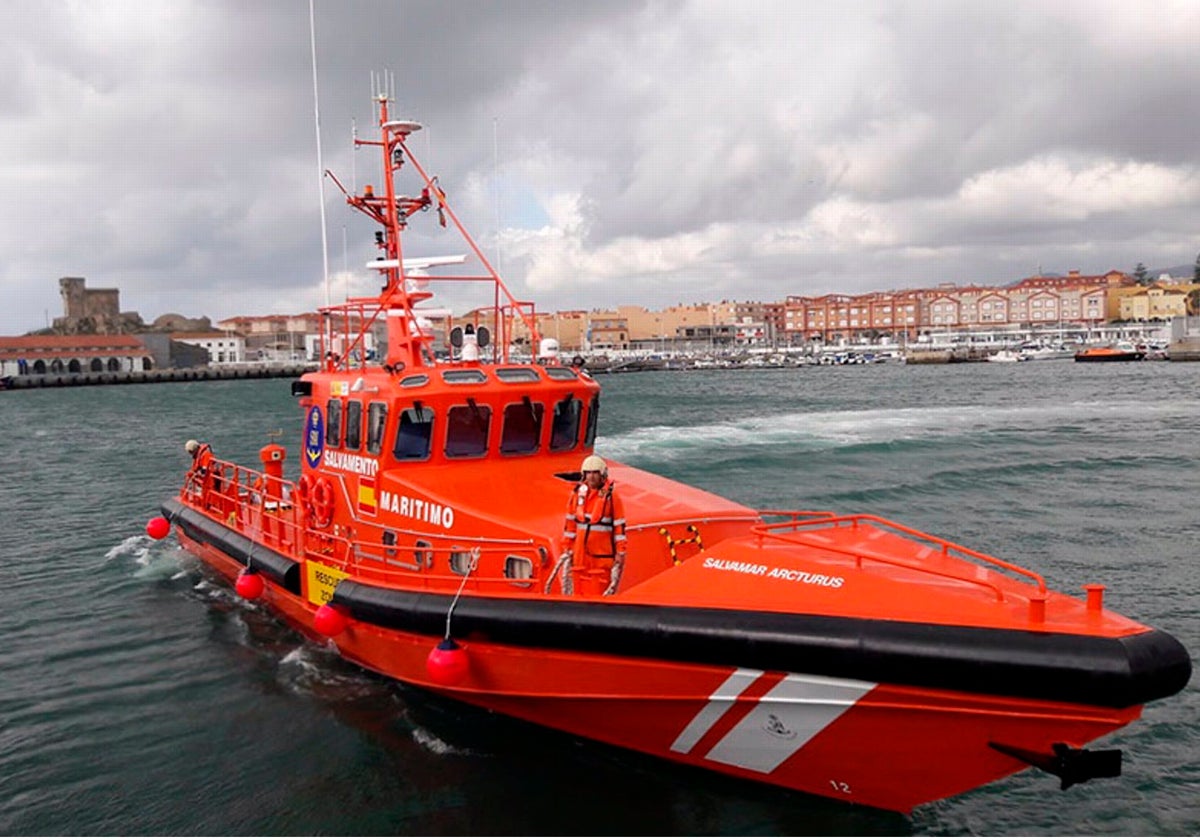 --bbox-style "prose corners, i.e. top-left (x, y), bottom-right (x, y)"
top-left (2, 0), bottom-right (1197, 335)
